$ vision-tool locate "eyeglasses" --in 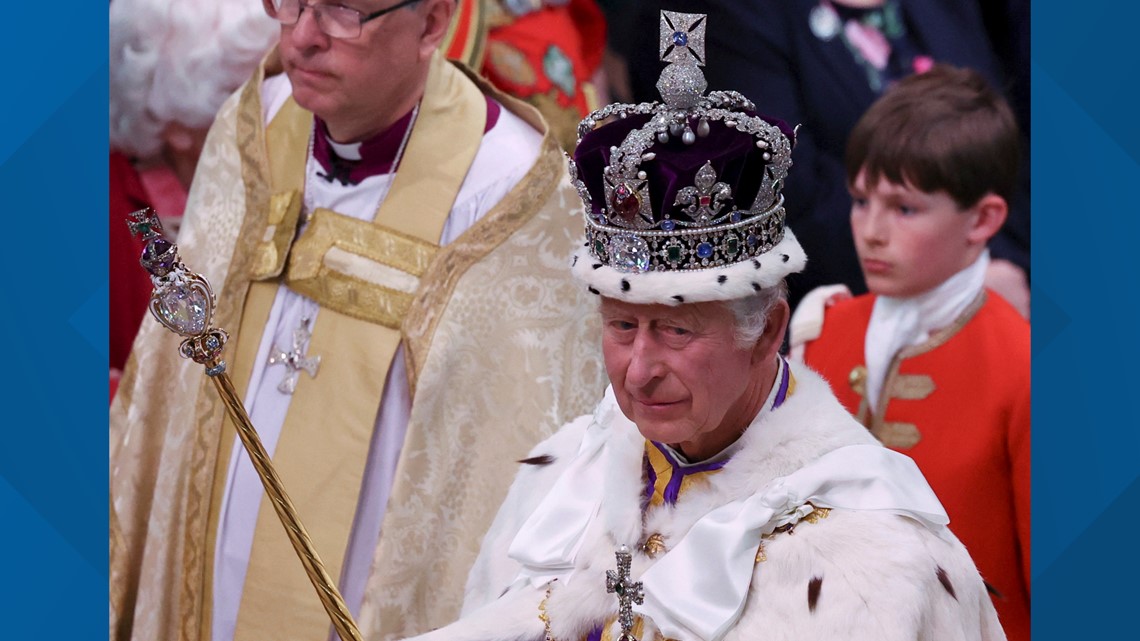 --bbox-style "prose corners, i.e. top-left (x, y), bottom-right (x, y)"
top-left (271, 0), bottom-right (421, 40)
